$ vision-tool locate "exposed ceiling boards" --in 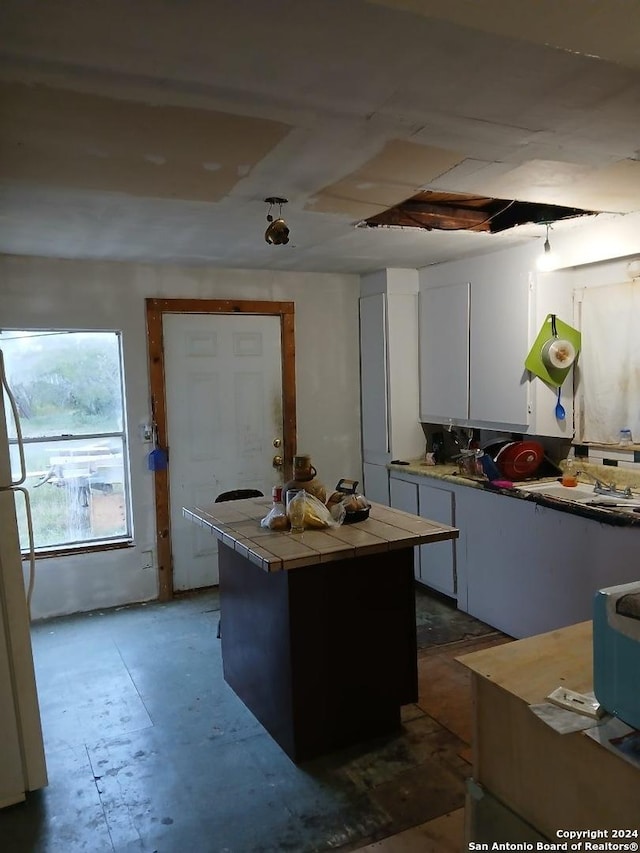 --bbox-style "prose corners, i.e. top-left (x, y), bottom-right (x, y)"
top-left (1, 0), bottom-right (639, 273)
top-left (0, 82), bottom-right (291, 202)
top-left (433, 159), bottom-right (640, 214)
top-left (361, 191), bottom-right (595, 234)
top-left (308, 142), bottom-right (464, 219)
